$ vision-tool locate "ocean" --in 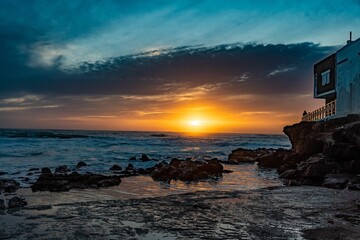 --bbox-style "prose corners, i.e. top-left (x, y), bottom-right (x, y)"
top-left (0, 129), bottom-right (291, 190)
